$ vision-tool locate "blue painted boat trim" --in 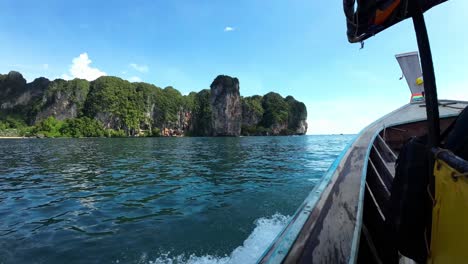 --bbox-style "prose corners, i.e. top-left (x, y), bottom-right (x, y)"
top-left (347, 106), bottom-right (407, 264)
top-left (347, 130), bottom-right (378, 264)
